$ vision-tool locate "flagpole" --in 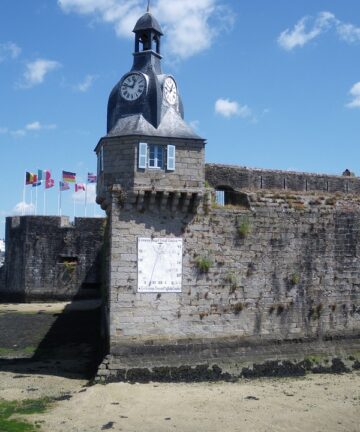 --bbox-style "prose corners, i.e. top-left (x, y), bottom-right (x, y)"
top-left (35, 184), bottom-right (38, 216)
top-left (43, 186), bottom-right (46, 216)
top-left (30, 188), bottom-right (33, 214)
top-left (73, 197), bottom-right (76, 220)
top-left (58, 184), bottom-right (61, 216)
top-left (22, 171), bottom-right (26, 216)
top-left (85, 184), bottom-right (88, 217)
